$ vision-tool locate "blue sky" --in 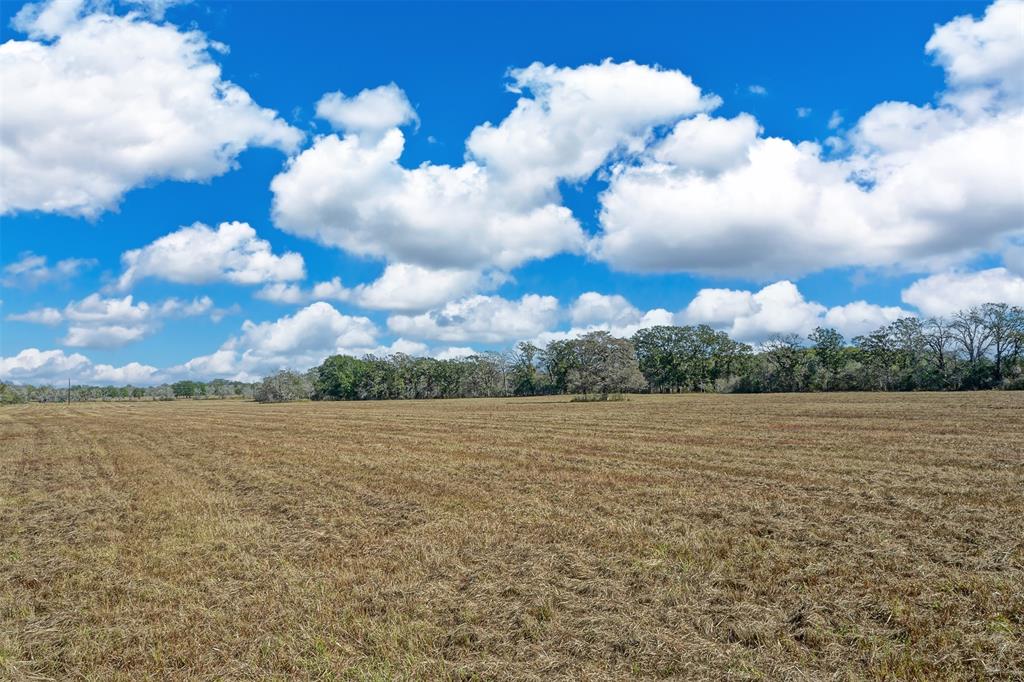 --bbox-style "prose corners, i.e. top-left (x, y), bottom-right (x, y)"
top-left (2, 0), bottom-right (1022, 384)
